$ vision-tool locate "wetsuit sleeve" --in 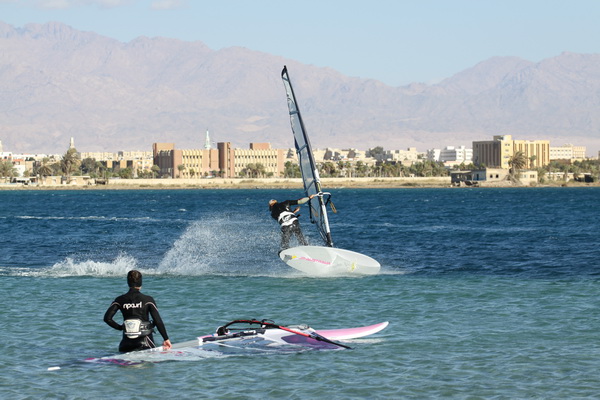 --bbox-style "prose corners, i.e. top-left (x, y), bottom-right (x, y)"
top-left (103, 302), bottom-right (123, 331)
top-left (148, 303), bottom-right (169, 341)
top-left (296, 197), bottom-right (310, 205)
